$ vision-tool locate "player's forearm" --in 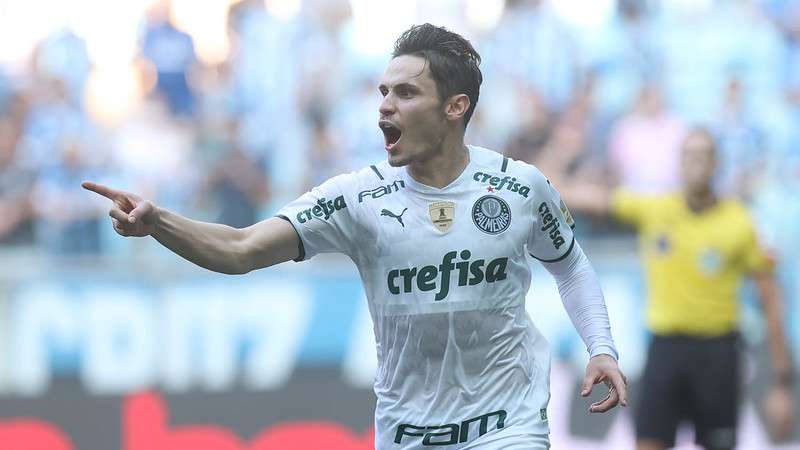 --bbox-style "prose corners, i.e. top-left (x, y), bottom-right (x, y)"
top-left (152, 207), bottom-right (251, 275)
top-left (543, 241), bottom-right (618, 359)
top-left (756, 273), bottom-right (794, 380)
